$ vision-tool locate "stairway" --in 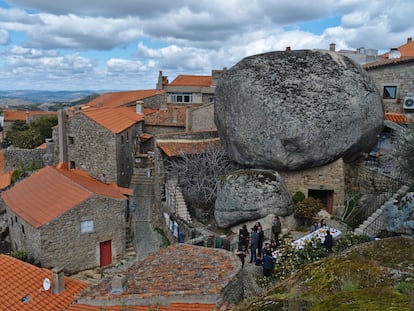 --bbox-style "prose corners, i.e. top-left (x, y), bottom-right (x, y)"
top-left (124, 225), bottom-right (136, 260)
top-left (166, 182), bottom-right (192, 223)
